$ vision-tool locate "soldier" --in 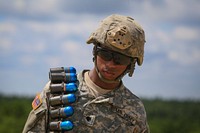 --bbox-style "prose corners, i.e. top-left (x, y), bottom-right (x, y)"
top-left (23, 14), bottom-right (150, 133)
